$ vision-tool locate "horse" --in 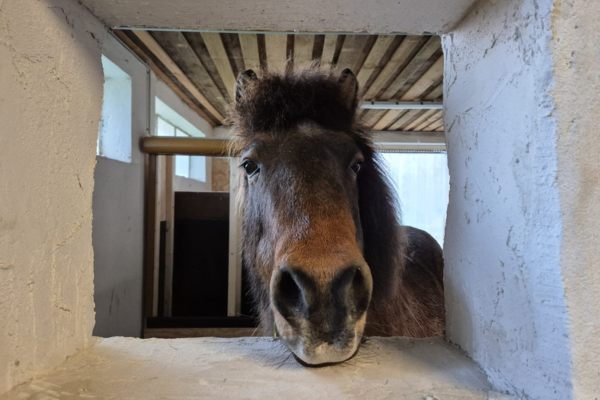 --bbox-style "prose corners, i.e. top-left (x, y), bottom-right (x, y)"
top-left (229, 65), bottom-right (445, 366)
